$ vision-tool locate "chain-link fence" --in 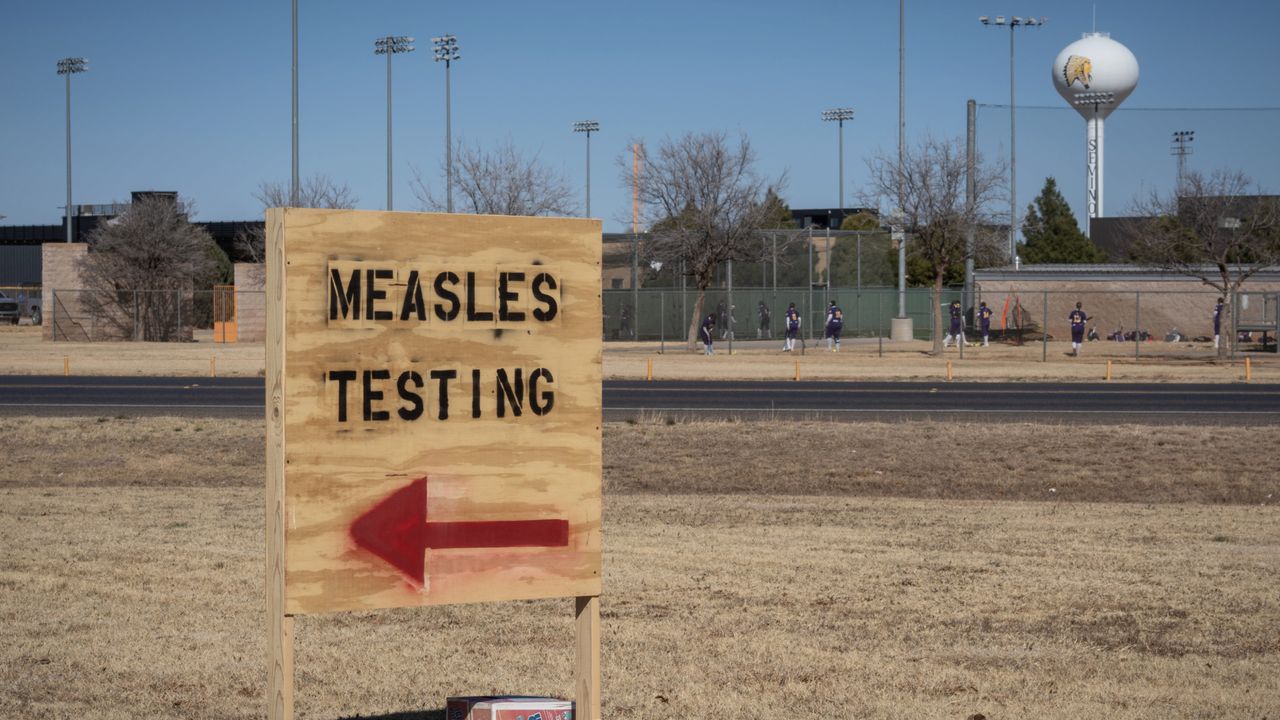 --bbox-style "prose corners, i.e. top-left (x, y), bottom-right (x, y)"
top-left (971, 288), bottom-right (1278, 356)
top-left (43, 288), bottom-right (266, 343)
top-left (603, 287), bottom-right (958, 343)
top-left (603, 230), bottom-right (898, 293)
top-left (33, 282), bottom-right (1278, 357)
top-left (606, 285), bottom-right (1279, 358)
